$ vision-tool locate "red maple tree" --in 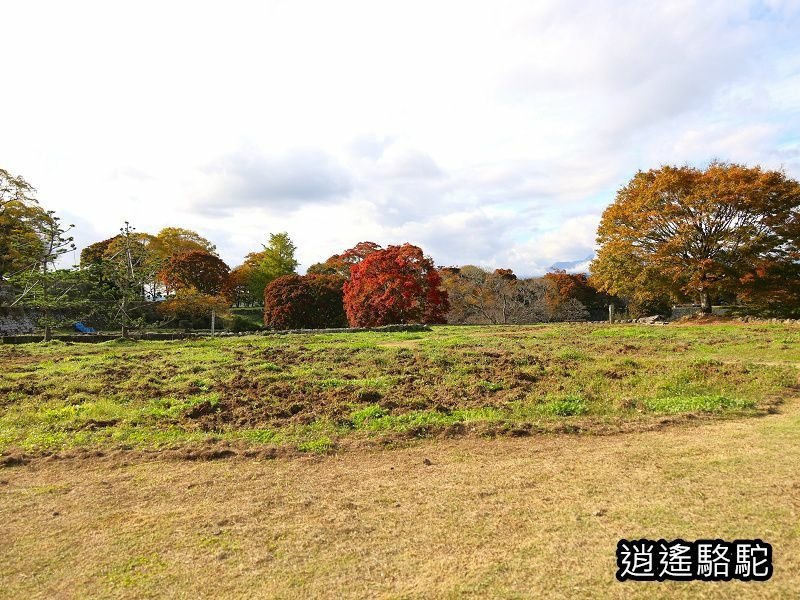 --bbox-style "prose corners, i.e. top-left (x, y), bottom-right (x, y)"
top-left (343, 243), bottom-right (449, 326)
